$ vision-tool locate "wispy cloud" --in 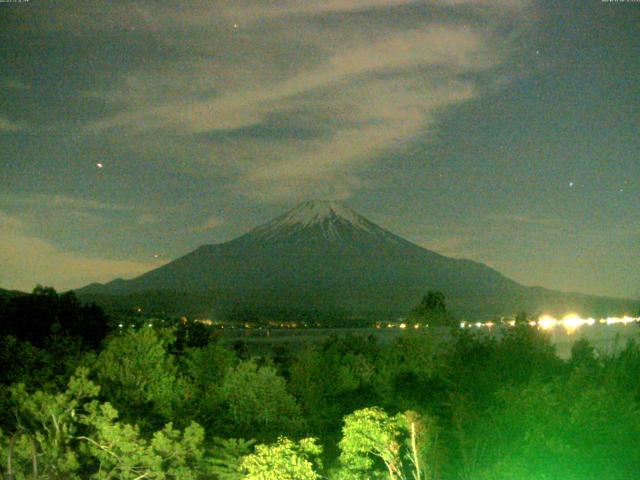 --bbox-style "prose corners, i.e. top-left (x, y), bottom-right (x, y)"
top-left (488, 213), bottom-right (565, 228)
top-left (136, 213), bottom-right (159, 225)
top-left (2, 80), bottom-right (30, 91)
top-left (19, 0), bottom-right (533, 202)
top-left (419, 234), bottom-right (474, 258)
top-left (0, 210), bottom-right (162, 291)
top-left (21, 1), bottom-right (529, 32)
top-left (0, 116), bottom-right (21, 131)
top-left (0, 193), bottom-right (131, 212)
top-left (188, 216), bottom-right (224, 233)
